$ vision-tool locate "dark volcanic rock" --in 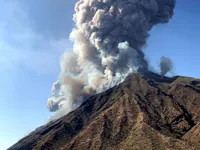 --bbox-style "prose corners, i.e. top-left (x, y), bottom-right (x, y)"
top-left (8, 72), bottom-right (200, 150)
